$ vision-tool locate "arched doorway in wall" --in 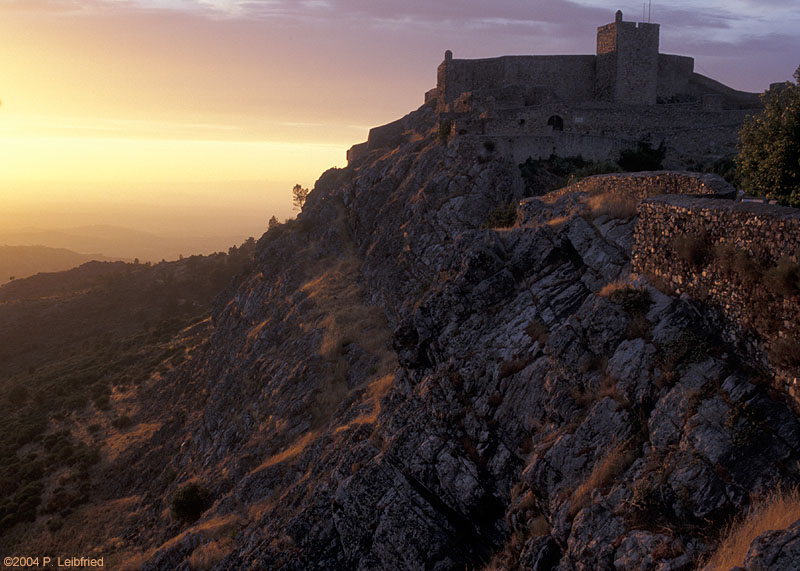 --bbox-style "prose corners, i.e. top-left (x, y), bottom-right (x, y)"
top-left (547, 115), bottom-right (564, 131)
